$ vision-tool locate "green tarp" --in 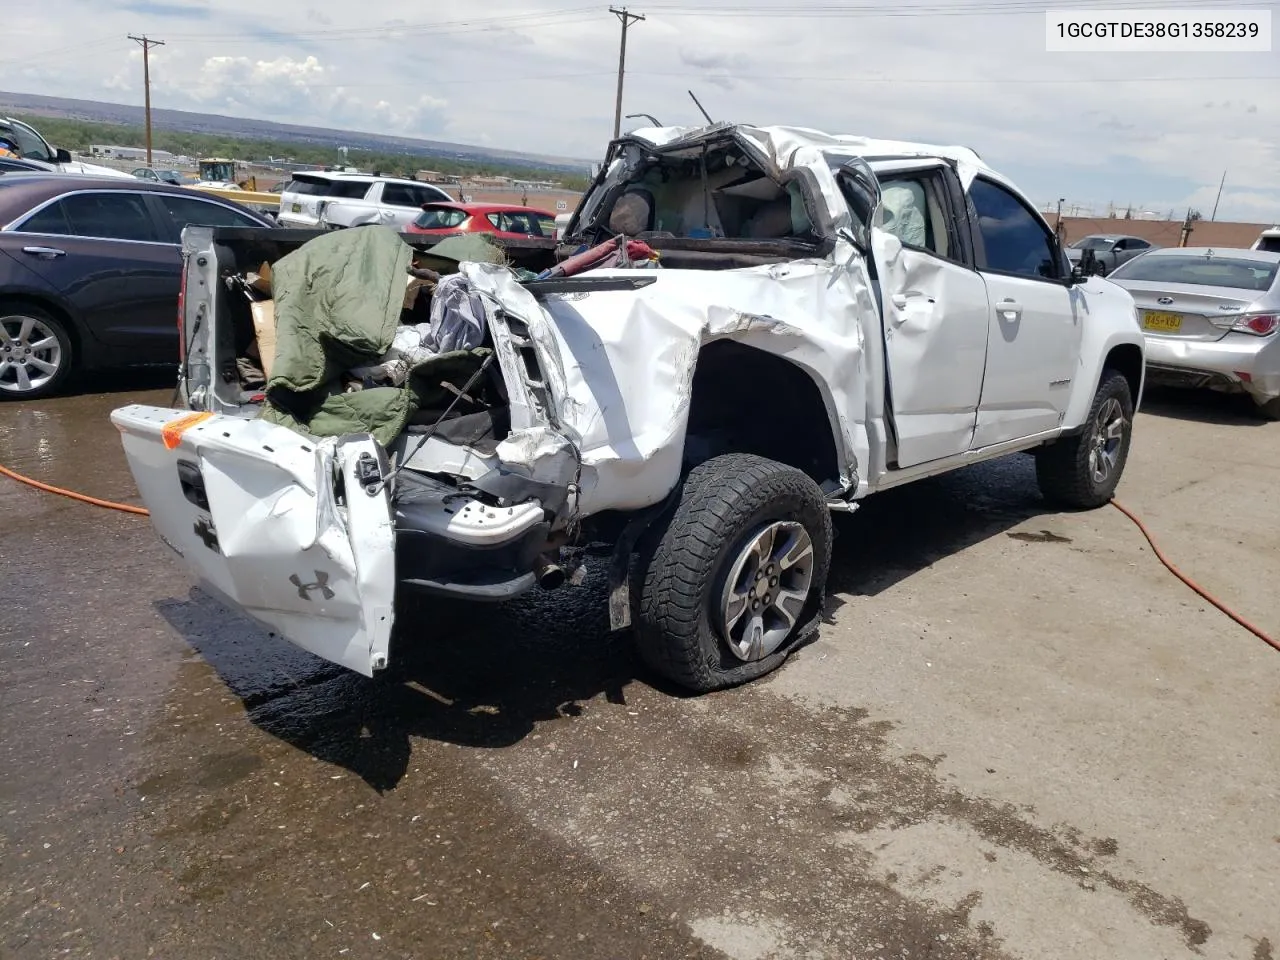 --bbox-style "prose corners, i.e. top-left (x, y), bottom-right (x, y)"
top-left (267, 225), bottom-right (411, 394)
top-left (259, 226), bottom-right (494, 447)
